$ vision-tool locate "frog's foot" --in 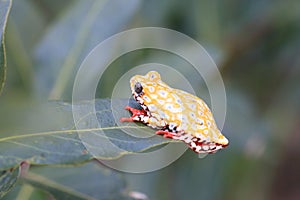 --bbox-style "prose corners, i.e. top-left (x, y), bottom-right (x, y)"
top-left (120, 106), bottom-right (147, 122)
top-left (120, 117), bottom-right (134, 122)
top-left (155, 130), bottom-right (178, 138)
